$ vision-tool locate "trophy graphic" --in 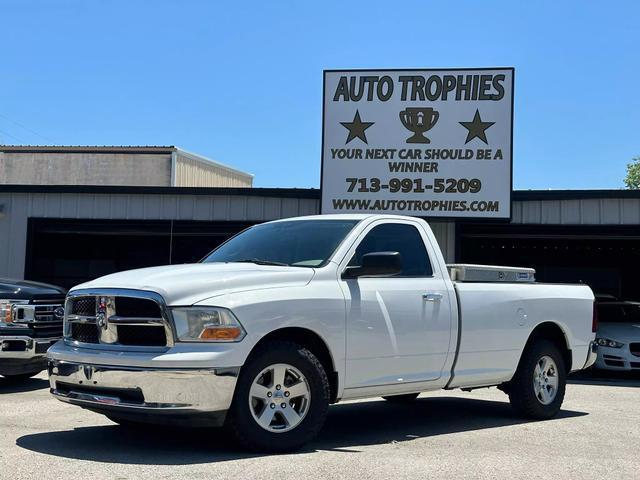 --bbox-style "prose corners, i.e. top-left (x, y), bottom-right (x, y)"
top-left (399, 107), bottom-right (439, 143)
